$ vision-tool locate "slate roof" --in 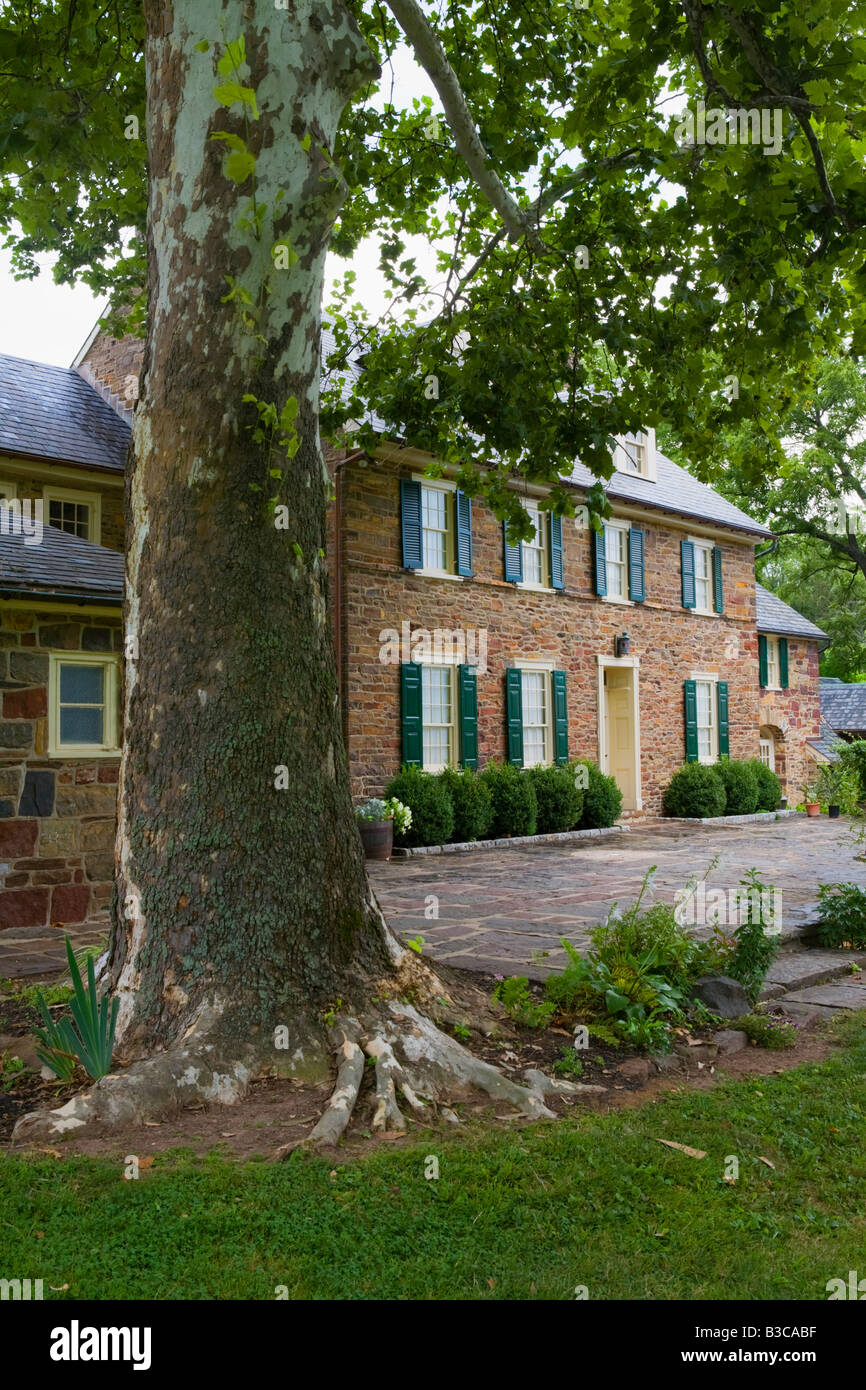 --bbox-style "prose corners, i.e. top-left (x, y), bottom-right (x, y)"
top-left (0, 354), bottom-right (131, 472)
top-left (807, 713), bottom-right (844, 762)
top-left (820, 676), bottom-right (866, 735)
top-left (566, 452), bottom-right (773, 539)
top-left (0, 522), bottom-right (123, 602)
top-left (755, 582), bottom-right (828, 641)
